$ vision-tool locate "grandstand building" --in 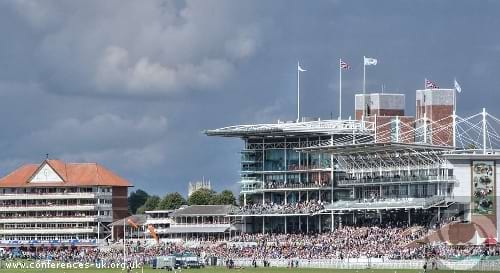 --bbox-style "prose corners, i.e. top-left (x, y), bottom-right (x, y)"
top-left (207, 88), bottom-right (500, 242)
top-left (110, 206), bottom-right (240, 242)
top-left (0, 159), bottom-right (131, 246)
